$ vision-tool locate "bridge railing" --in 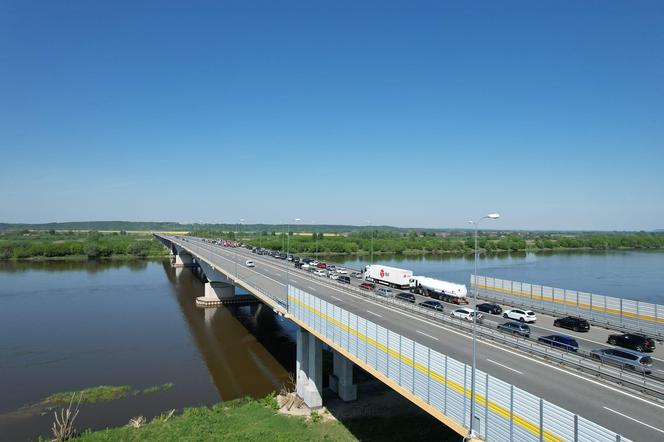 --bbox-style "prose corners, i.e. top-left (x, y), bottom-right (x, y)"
top-left (288, 286), bottom-right (630, 442)
top-left (287, 269), bottom-right (664, 398)
top-left (471, 275), bottom-right (664, 338)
